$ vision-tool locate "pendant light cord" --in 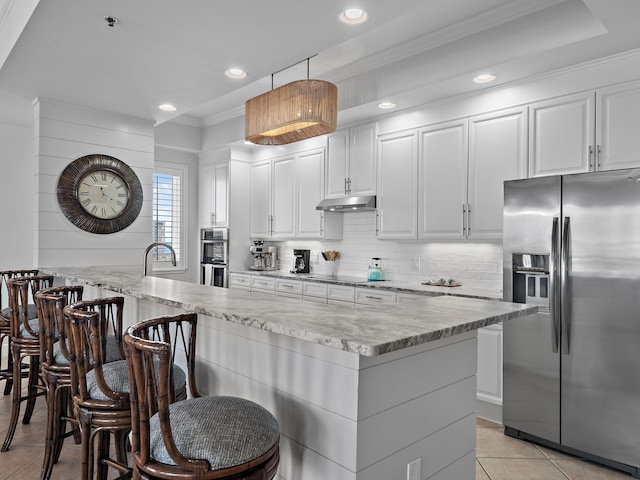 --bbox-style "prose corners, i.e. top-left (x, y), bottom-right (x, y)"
top-left (270, 54), bottom-right (317, 90)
